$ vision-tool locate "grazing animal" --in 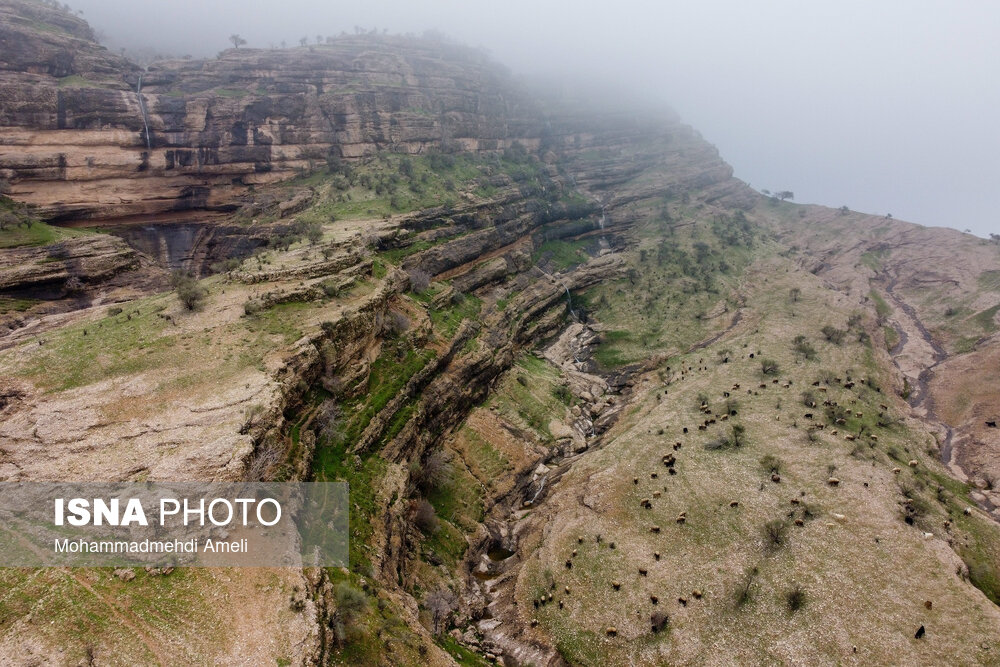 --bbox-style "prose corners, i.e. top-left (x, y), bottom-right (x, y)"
top-left (987, 420), bottom-right (998, 428)
top-left (678, 597), bottom-right (688, 606)
top-left (880, 404), bottom-right (889, 411)
top-left (676, 515), bottom-right (686, 524)
top-left (650, 526), bottom-right (661, 533)
top-left (729, 501), bottom-right (739, 508)
top-left (653, 491), bottom-right (662, 498)
top-left (565, 560), bottom-right (572, 569)
top-left (845, 434), bottom-right (856, 441)
top-left (641, 499), bottom-right (652, 509)
top-left (924, 600), bottom-right (932, 610)
top-left (804, 413), bottom-right (813, 419)
top-left (674, 442), bottom-right (683, 450)
top-left (572, 549), bottom-right (578, 557)
top-left (651, 472), bottom-right (659, 479)
top-left (634, 477), bottom-right (639, 485)
top-left (654, 551), bottom-right (661, 560)
top-left (915, 625), bottom-right (925, 639)
top-left (908, 460), bottom-right (918, 468)
top-left (565, 586), bottom-right (571, 594)
top-left (790, 498), bottom-right (800, 505)
top-left (668, 468), bottom-right (677, 475)
top-left (892, 467), bottom-right (901, 474)
top-left (612, 581), bottom-right (621, 590)
top-left (531, 619), bottom-right (539, 627)
top-left (609, 542), bottom-right (616, 549)
top-left (639, 568), bottom-right (648, 576)
top-left (771, 473), bottom-right (781, 483)
top-left (794, 518), bottom-right (805, 526)
top-left (827, 478), bottom-right (841, 486)
top-left (692, 590), bottom-right (703, 599)
top-left (650, 595), bottom-right (659, 604)
top-left (607, 627), bottom-right (617, 637)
